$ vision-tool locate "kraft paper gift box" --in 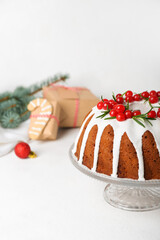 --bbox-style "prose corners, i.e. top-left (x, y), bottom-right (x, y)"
top-left (27, 98), bottom-right (60, 140)
top-left (43, 85), bottom-right (99, 127)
